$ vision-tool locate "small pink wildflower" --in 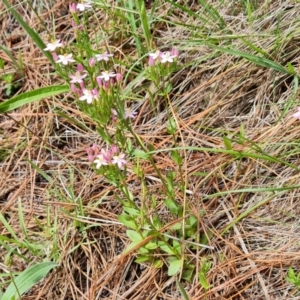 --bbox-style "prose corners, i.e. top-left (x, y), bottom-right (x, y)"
top-left (94, 153), bottom-right (108, 169)
top-left (76, 1), bottom-right (92, 11)
top-left (293, 107), bottom-right (300, 120)
top-left (44, 40), bottom-right (63, 52)
top-left (160, 51), bottom-right (177, 63)
top-left (69, 3), bottom-right (77, 13)
top-left (95, 51), bottom-right (114, 62)
top-left (89, 57), bottom-right (96, 67)
top-left (112, 153), bottom-right (127, 170)
top-left (149, 50), bottom-right (161, 60)
top-left (171, 48), bottom-right (179, 57)
top-left (98, 70), bottom-right (116, 82)
top-left (116, 73), bottom-right (122, 82)
top-left (56, 53), bottom-right (75, 65)
top-left (124, 109), bottom-right (137, 119)
top-left (86, 144), bottom-right (99, 162)
top-left (79, 89), bottom-right (98, 104)
top-left (69, 71), bottom-right (87, 84)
